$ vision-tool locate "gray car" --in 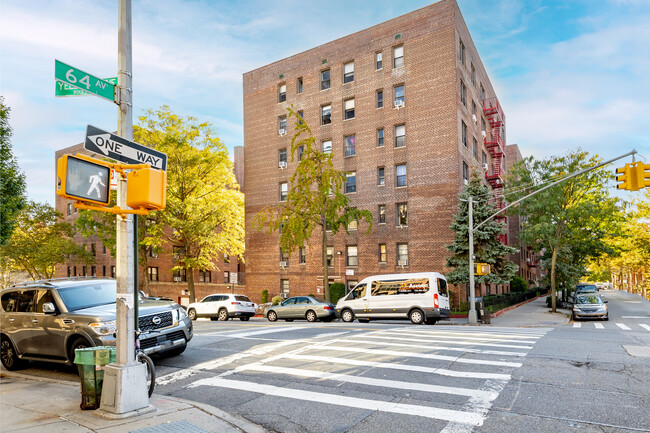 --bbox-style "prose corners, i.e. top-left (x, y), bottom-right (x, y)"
top-left (0, 277), bottom-right (193, 371)
top-left (266, 296), bottom-right (336, 322)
